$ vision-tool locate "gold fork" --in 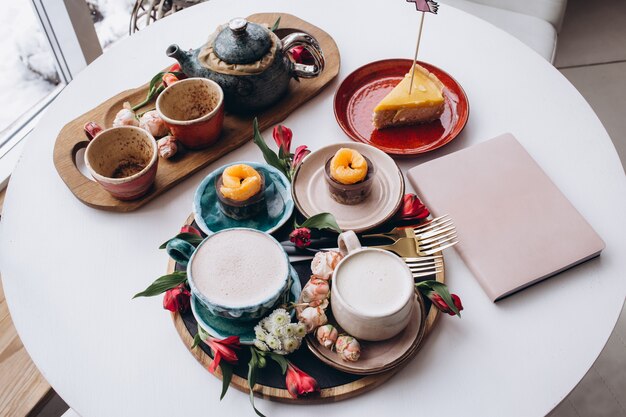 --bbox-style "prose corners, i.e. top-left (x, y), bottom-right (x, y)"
top-left (369, 235), bottom-right (456, 257)
top-left (403, 255), bottom-right (444, 278)
top-left (363, 214), bottom-right (453, 241)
